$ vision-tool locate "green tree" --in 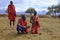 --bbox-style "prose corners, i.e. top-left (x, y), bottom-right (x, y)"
top-left (25, 8), bottom-right (36, 15)
top-left (47, 4), bottom-right (60, 16)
